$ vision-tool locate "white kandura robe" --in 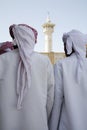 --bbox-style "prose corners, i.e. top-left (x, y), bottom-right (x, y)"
top-left (49, 53), bottom-right (87, 130)
top-left (0, 49), bottom-right (54, 130)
